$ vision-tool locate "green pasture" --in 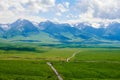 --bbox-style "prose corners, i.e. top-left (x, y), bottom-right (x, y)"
top-left (52, 48), bottom-right (120, 80)
top-left (73, 48), bottom-right (120, 61)
top-left (0, 60), bottom-right (57, 80)
top-left (0, 47), bottom-right (78, 61)
top-left (53, 62), bottom-right (120, 80)
top-left (0, 42), bottom-right (120, 80)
